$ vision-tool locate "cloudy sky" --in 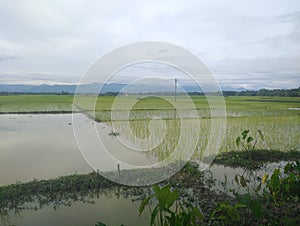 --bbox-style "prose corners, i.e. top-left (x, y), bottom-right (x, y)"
top-left (0, 0), bottom-right (299, 89)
